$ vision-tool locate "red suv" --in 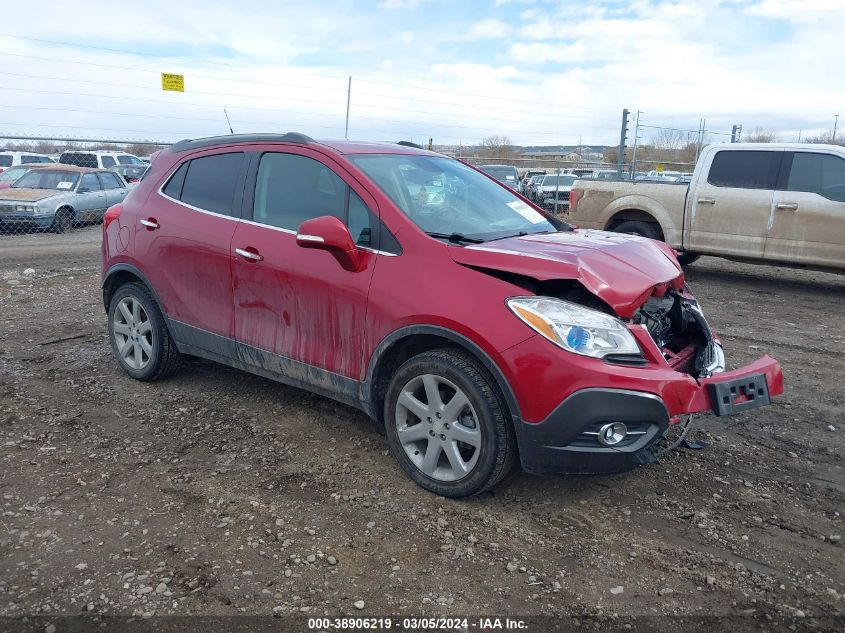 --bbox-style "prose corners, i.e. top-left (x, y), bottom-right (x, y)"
top-left (102, 134), bottom-right (783, 497)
